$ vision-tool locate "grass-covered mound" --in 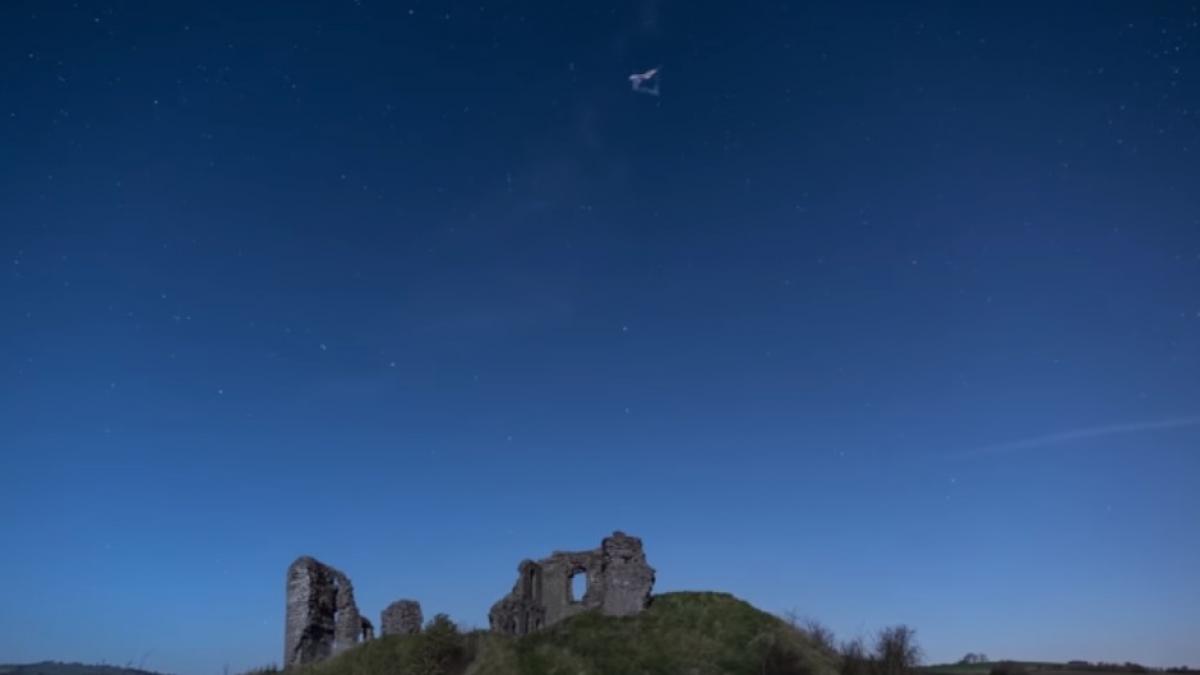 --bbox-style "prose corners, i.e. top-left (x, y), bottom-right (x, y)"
top-left (276, 616), bottom-right (477, 675)
top-left (282, 592), bottom-right (839, 675)
top-left (470, 592), bottom-right (840, 675)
